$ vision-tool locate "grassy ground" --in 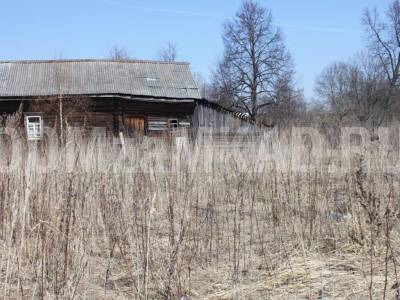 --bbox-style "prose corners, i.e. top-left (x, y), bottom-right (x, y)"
top-left (0, 130), bottom-right (399, 299)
